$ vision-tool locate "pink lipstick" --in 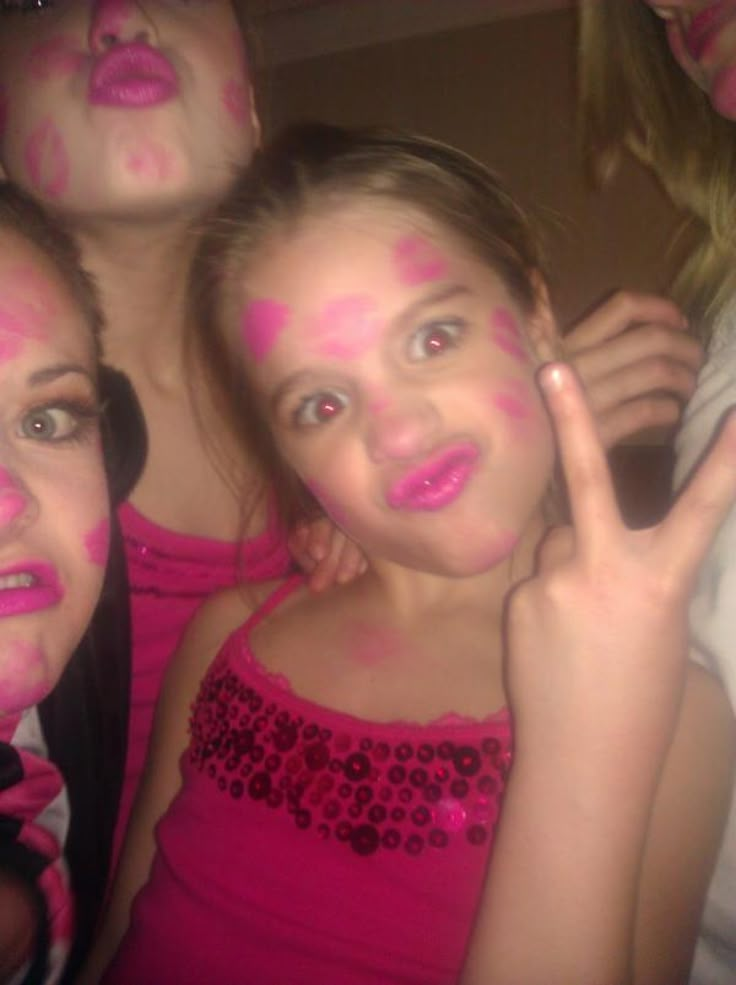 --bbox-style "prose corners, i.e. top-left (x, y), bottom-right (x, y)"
top-left (0, 562), bottom-right (63, 618)
top-left (386, 442), bottom-right (479, 512)
top-left (89, 42), bottom-right (179, 108)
